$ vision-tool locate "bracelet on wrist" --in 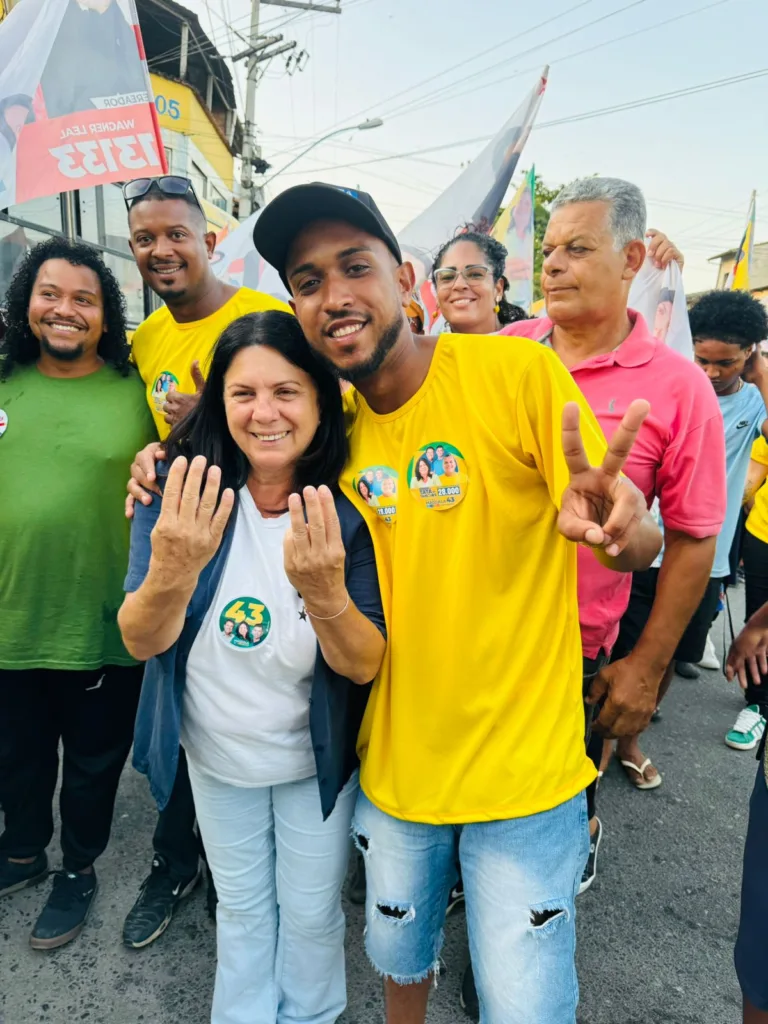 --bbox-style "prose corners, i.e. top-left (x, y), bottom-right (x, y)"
top-left (307, 595), bottom-right (350, 621)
